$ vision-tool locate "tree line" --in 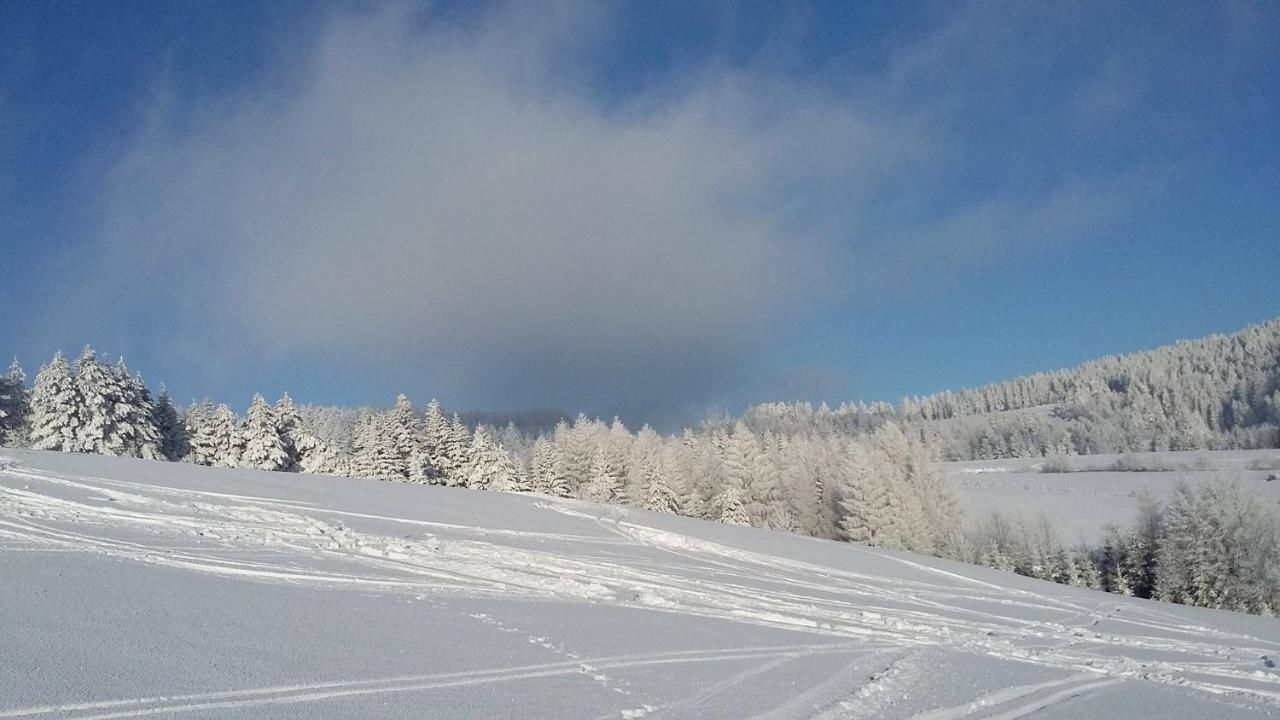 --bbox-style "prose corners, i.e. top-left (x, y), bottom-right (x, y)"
top-left (0, 347), bottom-right (963, 555)
top-left (3, 325), bottom-right (1280, 616)
top-left (962, 478), bottom-right (1280, 616)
